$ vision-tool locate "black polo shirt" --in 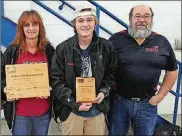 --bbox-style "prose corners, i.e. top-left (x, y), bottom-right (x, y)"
top-left (109, 30), bottom-right (178, 98)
